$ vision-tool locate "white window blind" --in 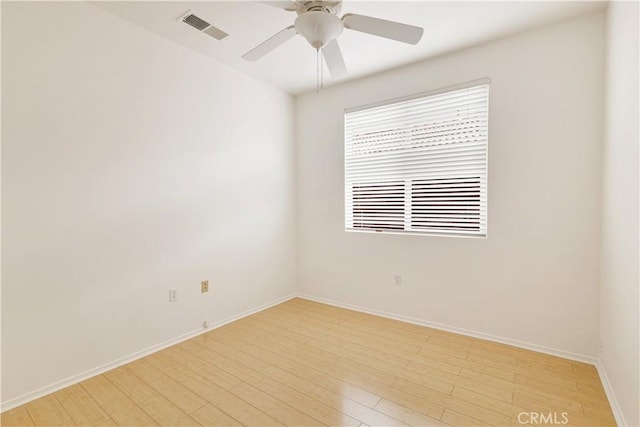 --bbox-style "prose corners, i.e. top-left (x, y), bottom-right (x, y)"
top-left (345, 83), bottom-right (488, 237)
